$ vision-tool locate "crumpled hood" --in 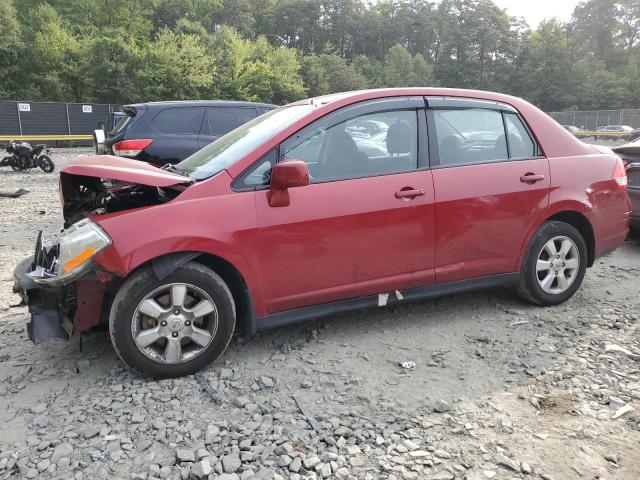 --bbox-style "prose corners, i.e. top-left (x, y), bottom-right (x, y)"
top-left (59, 155), bottom-right (191, 226)
top-left (62, 155), bottom-right (190, 187)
